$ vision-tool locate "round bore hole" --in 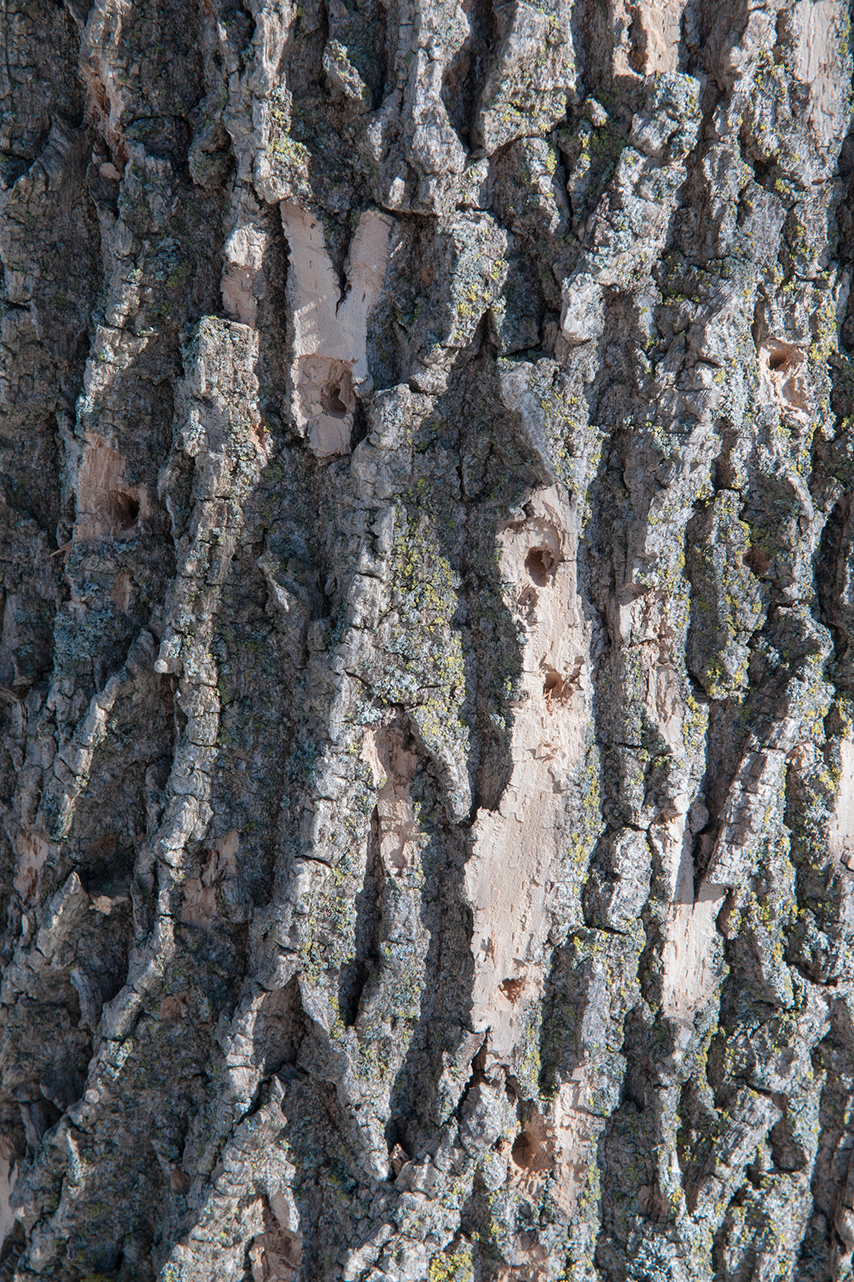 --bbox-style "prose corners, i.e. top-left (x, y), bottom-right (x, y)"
top-left (525, 548), bottom-right (553, 587)
top-left (543, 670), bottom-right (563, 700)
top-left (110, 490), bottom-right (140, 531)
top-left (322, 383), bottom-right (349, 416)
top-left (511, 1130), bottom-right (536, 1171)
top-left (499, 976), bottom-right (525, 1003)
top-left (744, 544), bottom-right (769, 576)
